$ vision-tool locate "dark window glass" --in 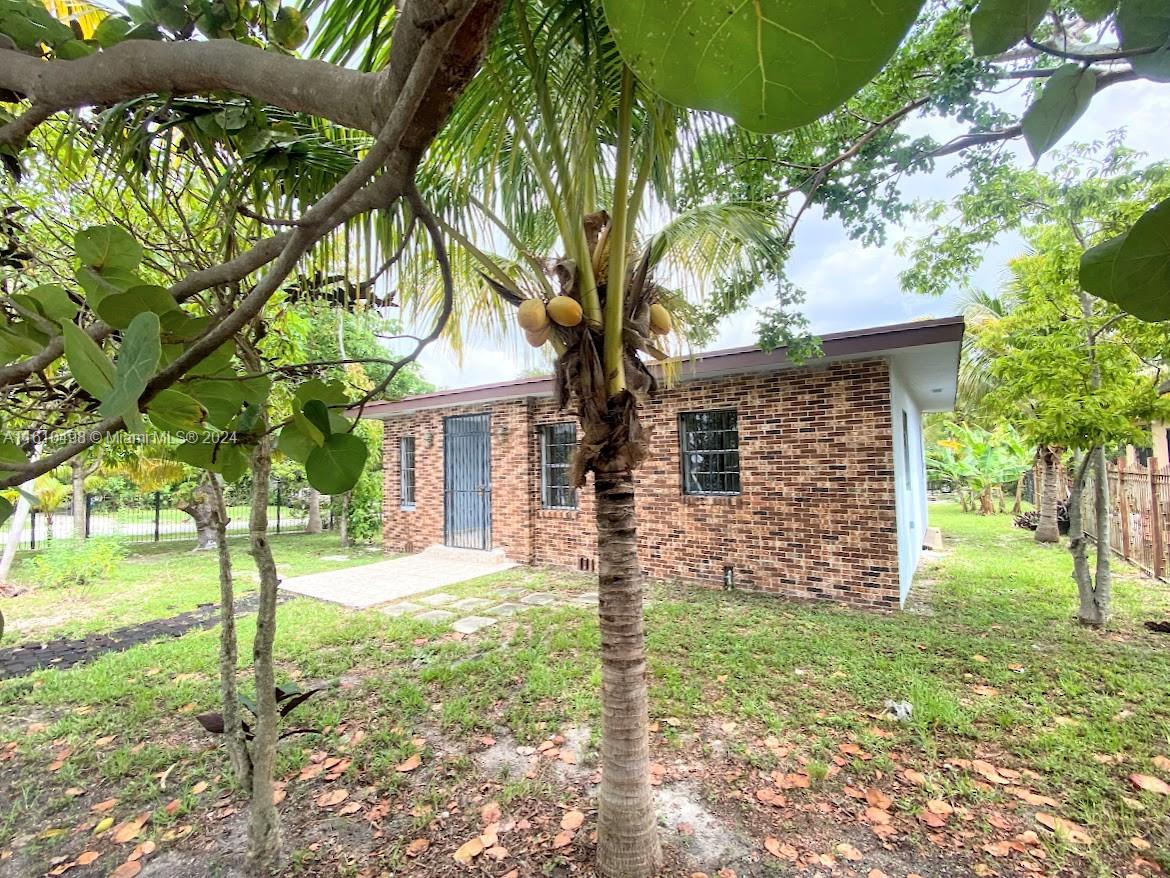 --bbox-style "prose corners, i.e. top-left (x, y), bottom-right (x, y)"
top-left (680, 410), bottom-right (740, 495)
top-left (541, 423), bottom-right (577, 509)
top-left (400, 436), bottom-right (416, 507)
